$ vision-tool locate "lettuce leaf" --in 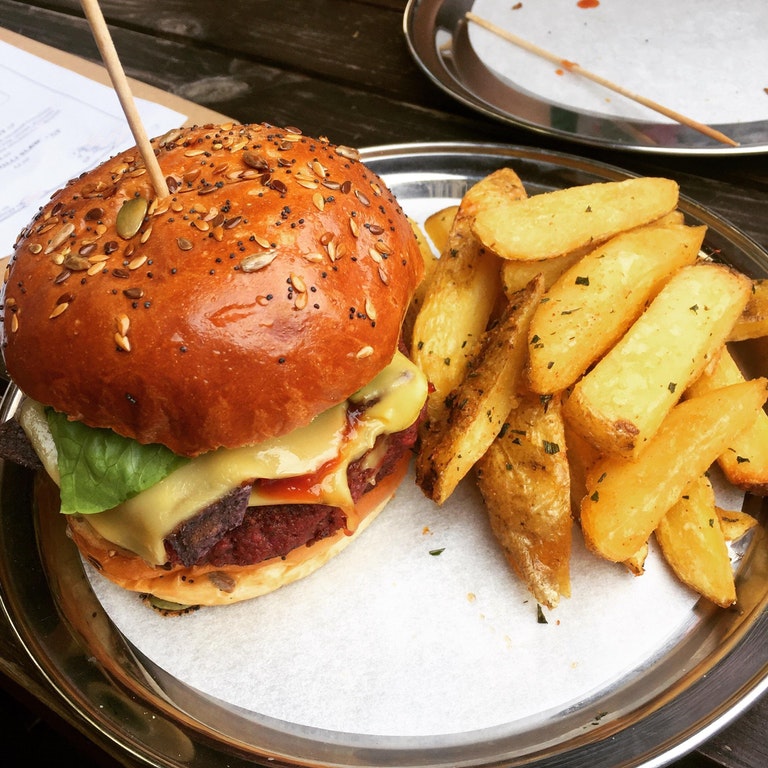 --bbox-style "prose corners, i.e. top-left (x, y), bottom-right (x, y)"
top-left (46, 410), bottom-right (189, 515)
